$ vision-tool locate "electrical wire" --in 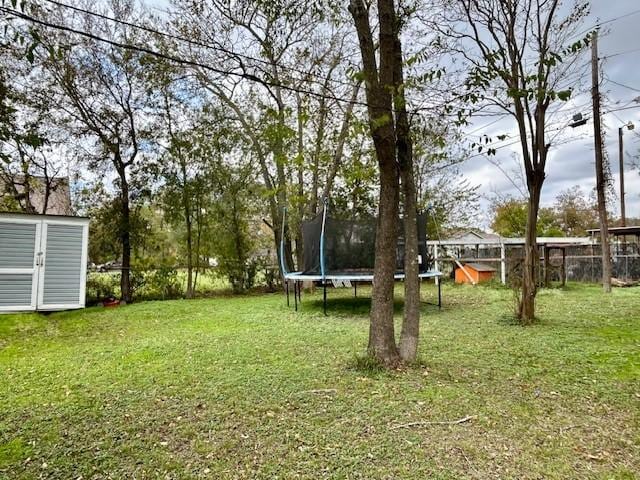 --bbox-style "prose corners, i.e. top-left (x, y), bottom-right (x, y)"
top-left (2, 5), bottom-right (469, 116)
top-left (569, 7), bottom-right (640, 42)
top-left (609, 110), bottom-right (640, 139)
top-left (603, 76), bottom-right (640, 94)
top-left (602, 46), bottom-right (640, 60)
top-left (465, 115), bottom-right (509, 136)
top-left (1, 6), bottom-right (374, 110)
top-left (604, 104), bottom-right (640, 114)
top-left (41, 0), bottom-right (359, 91)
